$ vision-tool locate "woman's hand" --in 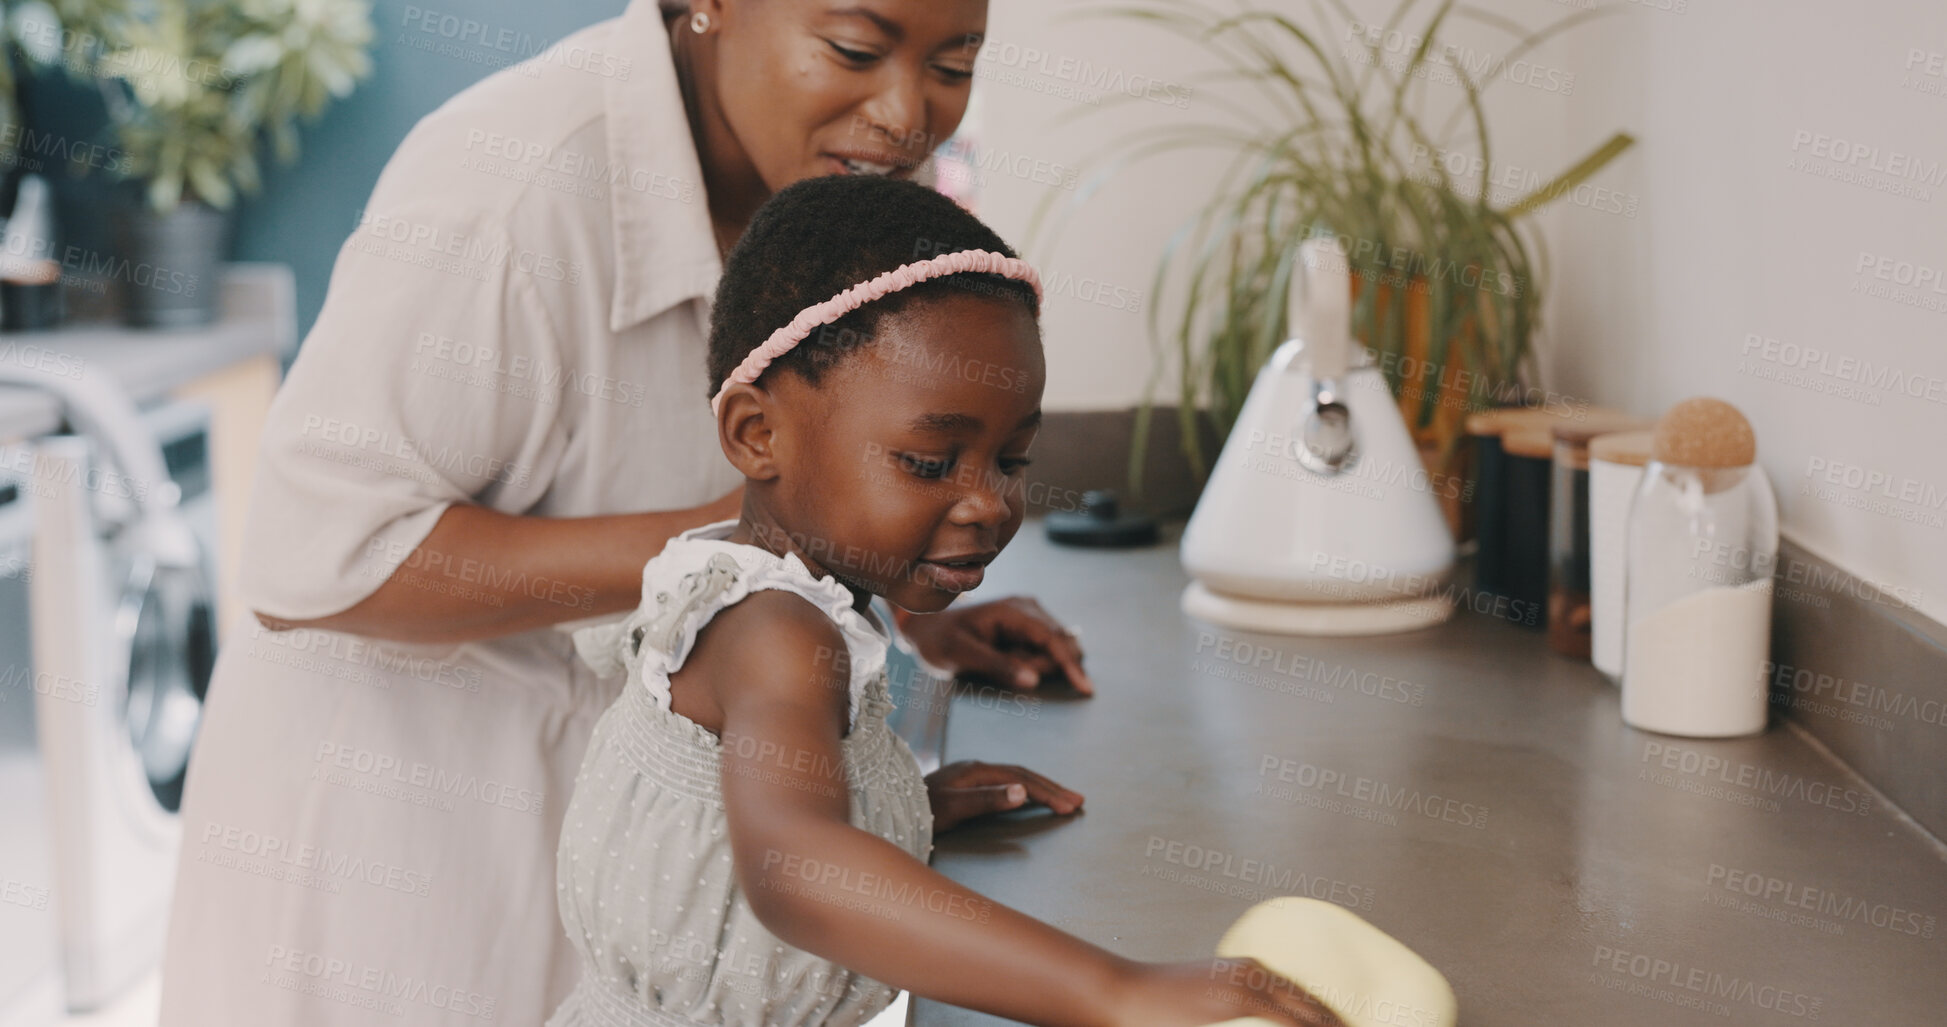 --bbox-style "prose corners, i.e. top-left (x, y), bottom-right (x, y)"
top-left (924, 760), bottom-right (1084, 832)
top-left (1108, 957), bottom-right (1348, 1027)
top-left (898, 596), bottom-right (1095, 694)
